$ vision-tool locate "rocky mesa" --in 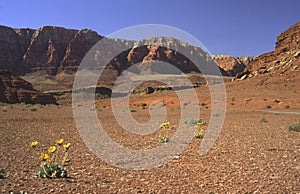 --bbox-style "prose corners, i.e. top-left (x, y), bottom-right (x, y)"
top-left (0, 25), bottom-right (238, 79)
